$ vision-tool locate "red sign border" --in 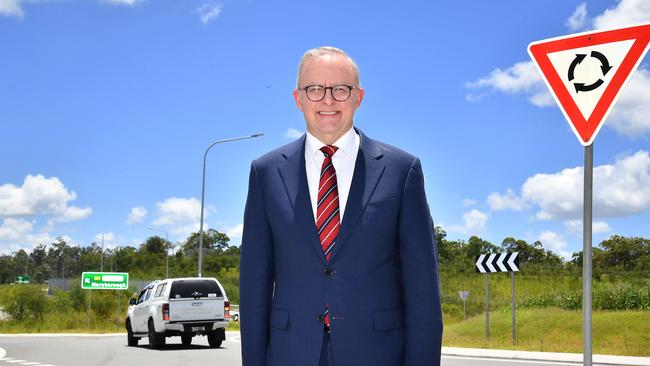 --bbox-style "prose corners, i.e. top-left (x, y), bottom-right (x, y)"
top-left (528, 23), bottom-right (650, 146)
